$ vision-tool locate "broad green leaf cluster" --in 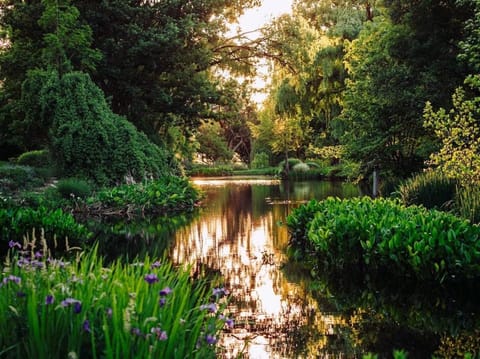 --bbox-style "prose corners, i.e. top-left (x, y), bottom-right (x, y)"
top-left (287, 197), bottom-right (480, 283)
